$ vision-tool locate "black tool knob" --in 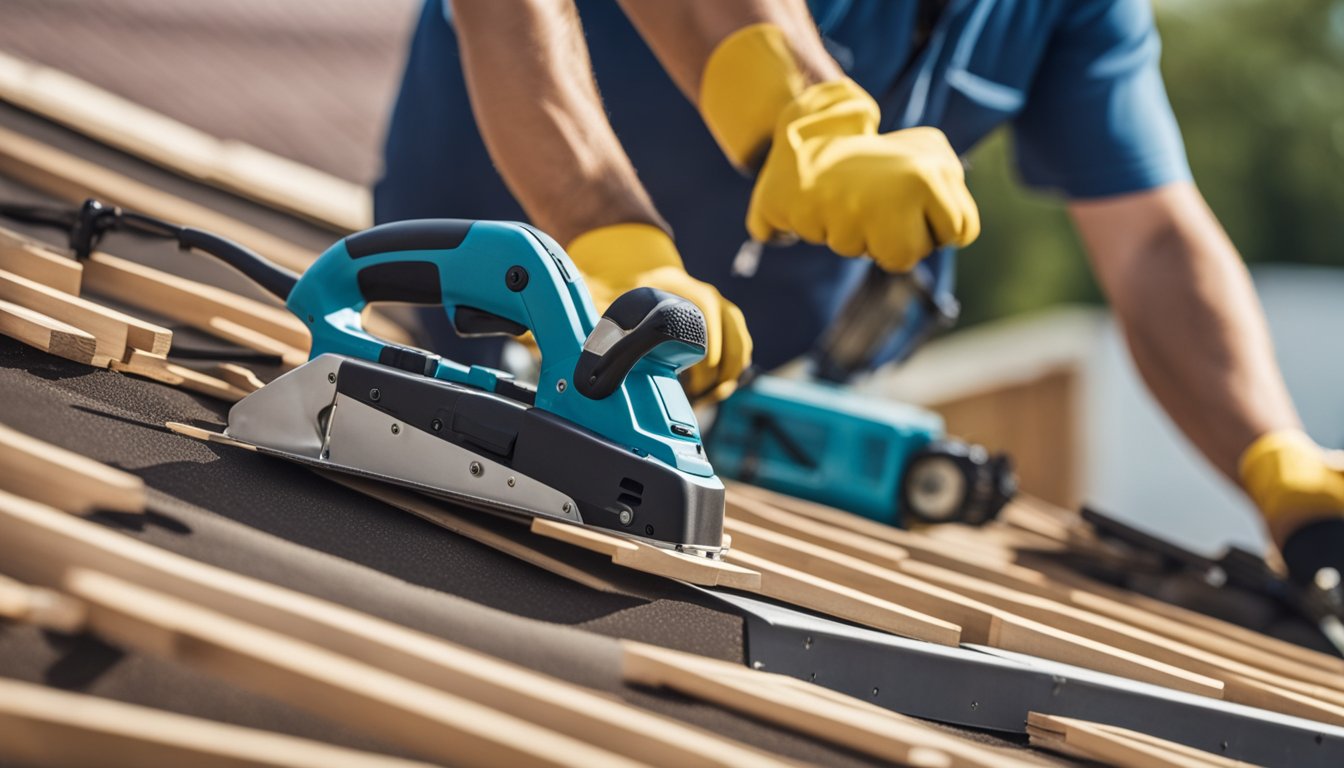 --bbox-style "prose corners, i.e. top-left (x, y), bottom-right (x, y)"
top-left (575, 287), bottom-right (707, 399)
